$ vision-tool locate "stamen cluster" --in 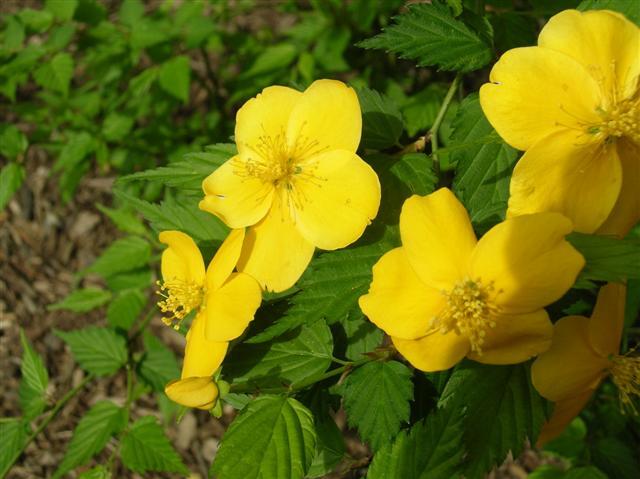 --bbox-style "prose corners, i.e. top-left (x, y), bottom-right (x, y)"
top-left (156, 279), bottom-right (204, 330)
top-left (611, 355), bottom-right (640, 415)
